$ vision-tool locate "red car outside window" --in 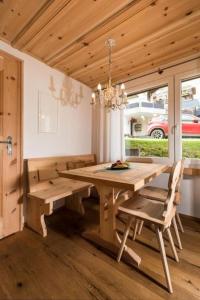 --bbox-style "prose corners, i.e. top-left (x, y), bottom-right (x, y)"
top-left (147, 114), bottom-right (200, 138)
